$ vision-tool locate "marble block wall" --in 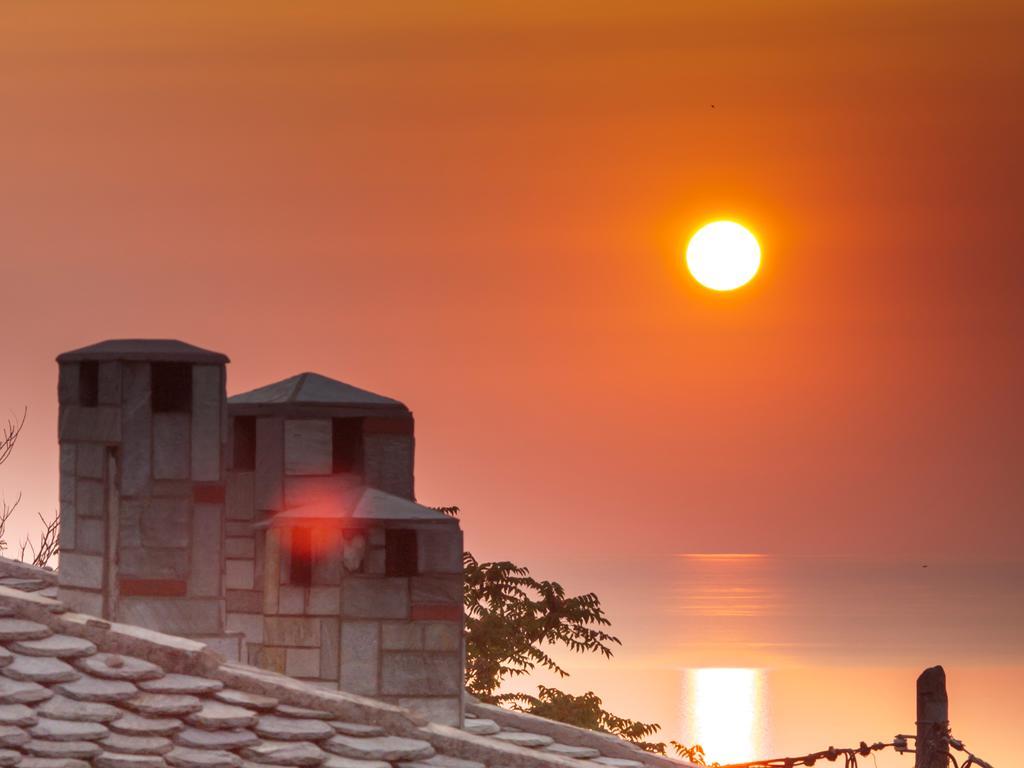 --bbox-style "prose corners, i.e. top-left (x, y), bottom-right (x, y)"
top-left (223, 412), bottom-right (464, 725)
top-left (56, 348), bottom-right (463, 724)
top-left (362, 417), bottom-right (415, 501)
top-left (340, 527), bottom-right (465, 727)
top-left (223, 520), bottom-right (465, 725)
top-left (57, 357), bottom-right (230, 645)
